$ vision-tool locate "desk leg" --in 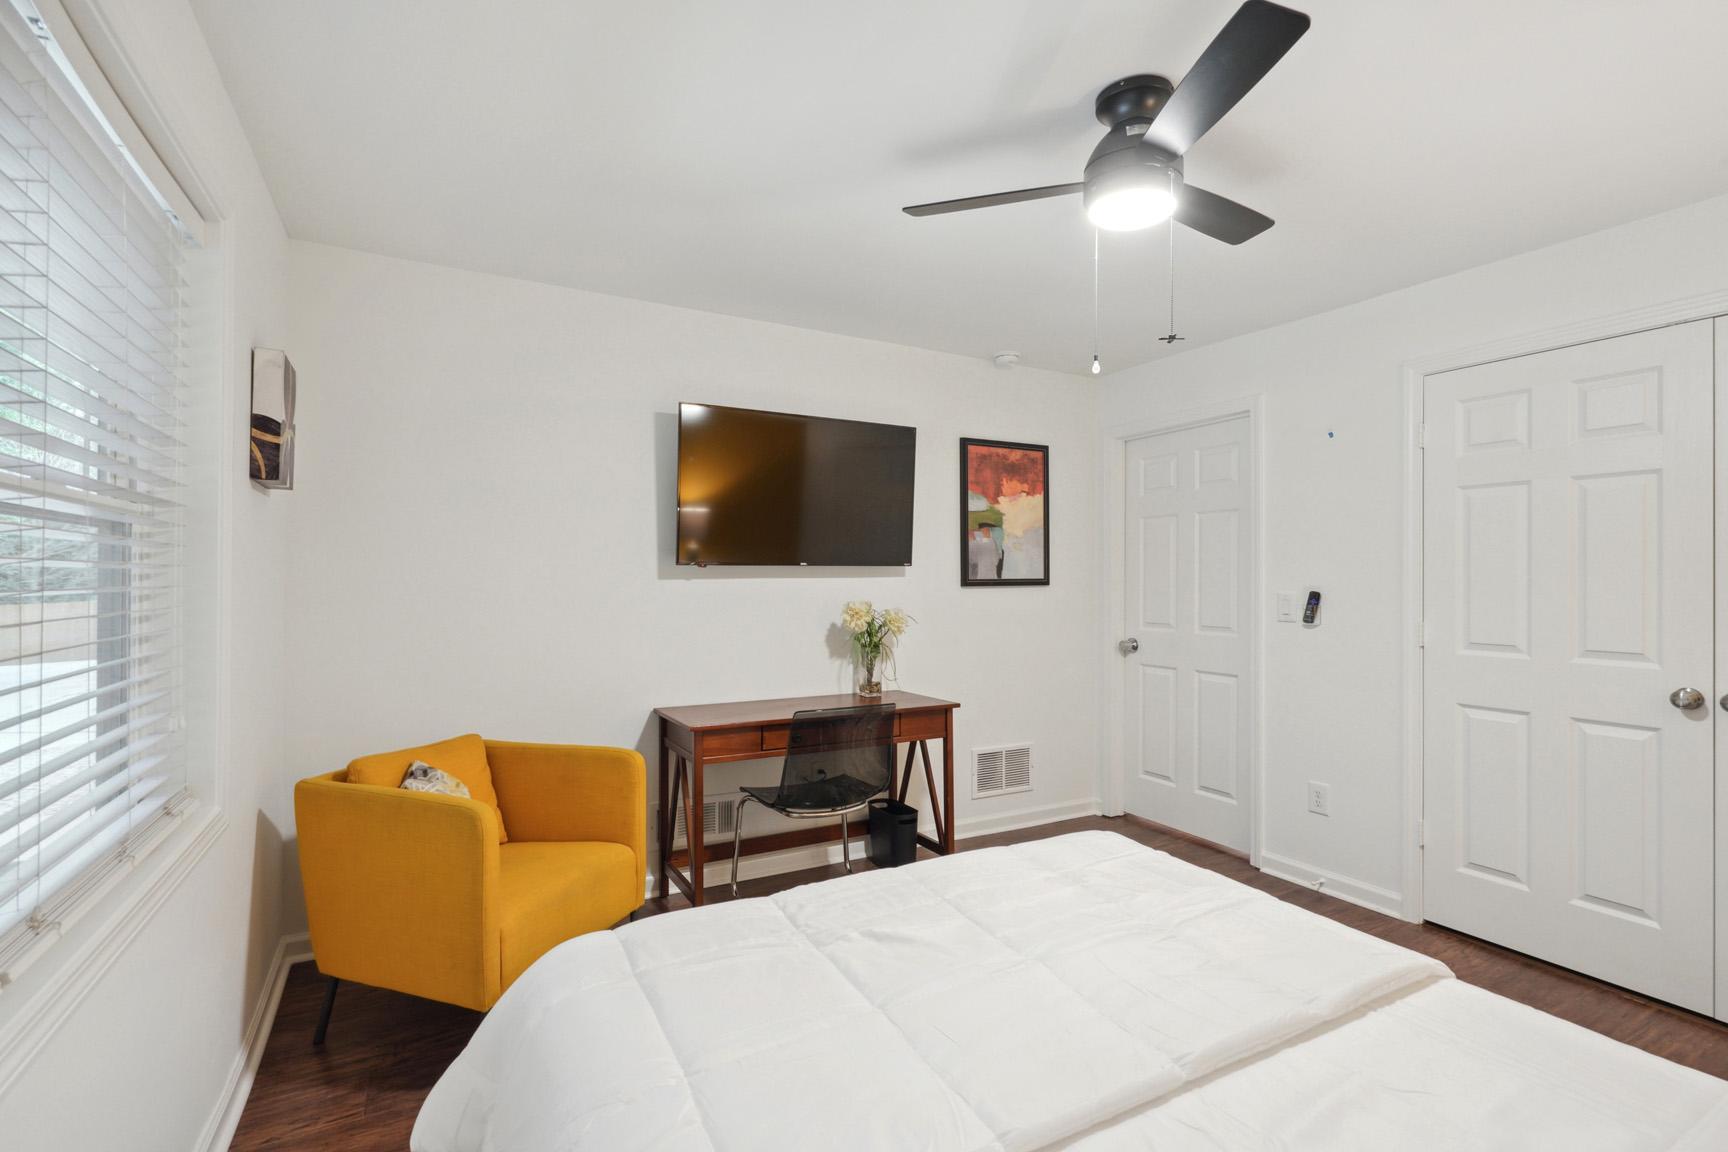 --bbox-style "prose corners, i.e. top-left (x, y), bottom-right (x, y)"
top-left (942, 709), bottom-right (956, 854)
top-left (668, 756), bottom-right (686, 895)
top-left (919, 740), bottom-right (944, 853)
top-left (898, 742), bottom-right (916, 804)
top-left (656, 727), bottom-right (670, 900)
top-left (687, 738), bottom-right (706, 906)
